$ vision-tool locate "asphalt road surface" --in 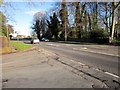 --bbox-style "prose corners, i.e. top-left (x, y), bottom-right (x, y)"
top-left (2, 47), bottom-right (100, 88)
top-left (39, 42), bottom-right (119, 76)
